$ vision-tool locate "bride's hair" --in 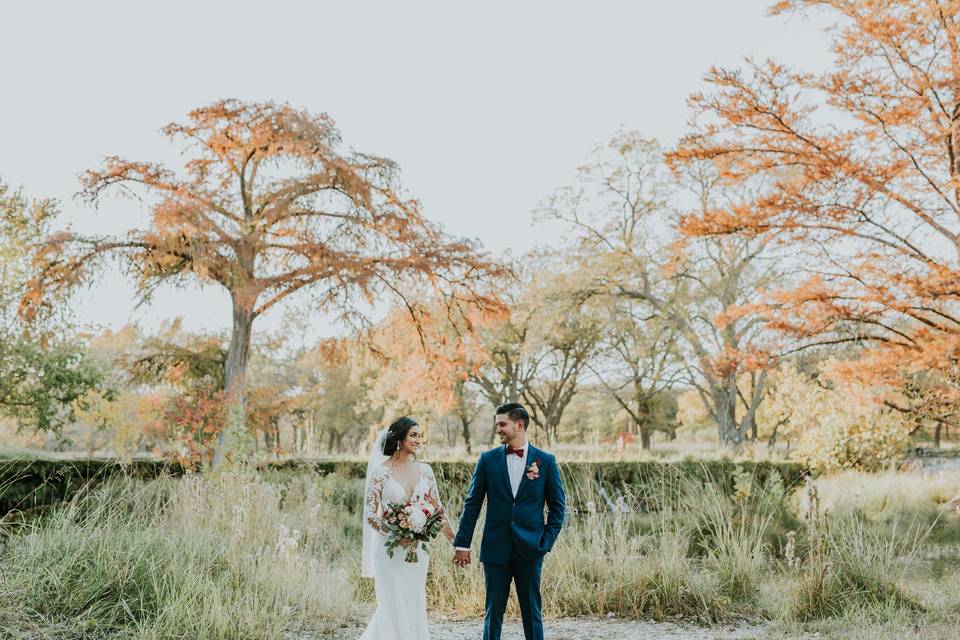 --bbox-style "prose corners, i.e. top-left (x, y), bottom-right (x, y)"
top-left (382, 416), bottom-right (419, 456)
